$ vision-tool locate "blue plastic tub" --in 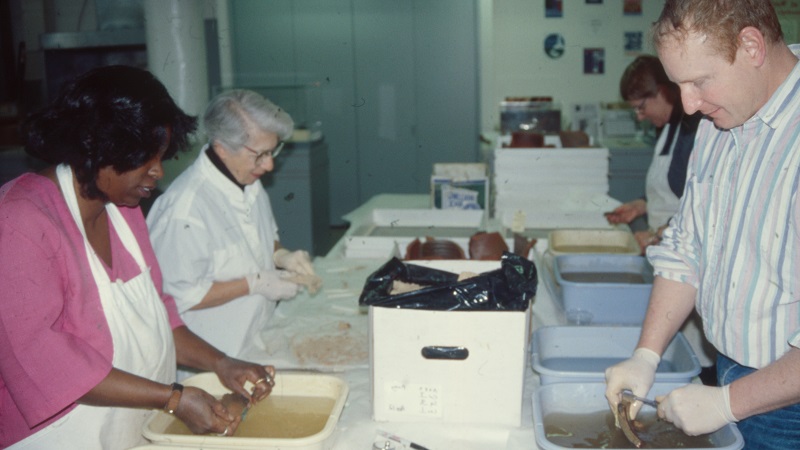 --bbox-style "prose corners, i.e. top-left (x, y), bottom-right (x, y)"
top-left (531, 326), bottom-right (701, 385)
top-left (532, 381), bottom-right (744, 450)
top-left (554, 254), bottom-right (653, 325)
